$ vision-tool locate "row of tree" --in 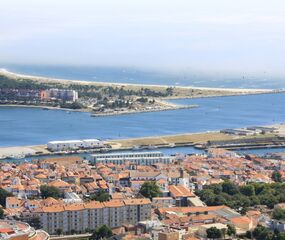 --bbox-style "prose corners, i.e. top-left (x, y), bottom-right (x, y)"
top-left (206, 225), bottom-right (236, 239)
top-left (54, 224), bottom-right (113, 239)
top-left (0, 76), bottom-right (174, 100)
top-left (196, 181), bottom-right (285, 212)
top-left (246, 225), bottom-right (285, 240)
